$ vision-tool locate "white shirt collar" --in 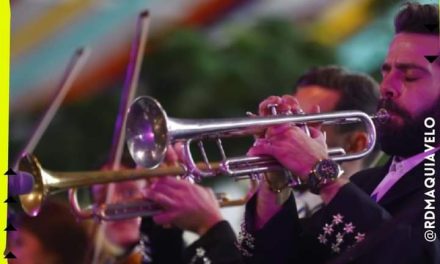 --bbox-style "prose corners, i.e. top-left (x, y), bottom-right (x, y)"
top-left (389, 146), bottom-right (440, 175)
